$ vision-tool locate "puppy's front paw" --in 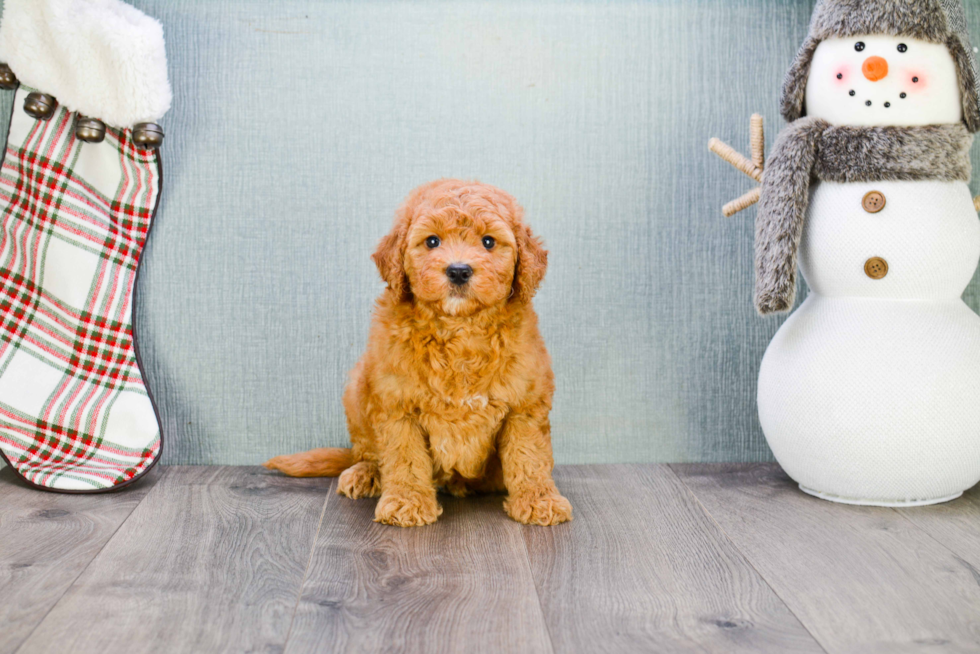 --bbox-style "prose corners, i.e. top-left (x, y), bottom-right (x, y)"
top-left (375, 490), bottom-right (443, 527)
top-left (338, 462), bottom-right (381, 499)
top-left (505, 487), bottom-right (573, 526)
